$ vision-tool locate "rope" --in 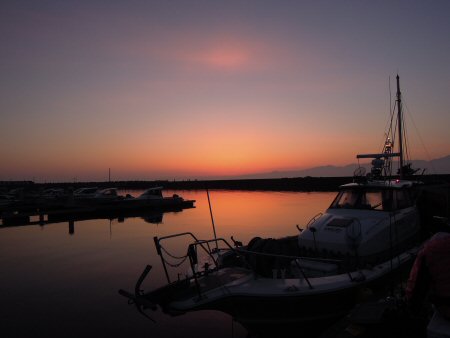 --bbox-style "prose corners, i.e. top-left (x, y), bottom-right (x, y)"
top-left (161, 255), bottom-right (189, 268)
top-left (381, 95), bottom-right (397, 153)
top-left (160, 245), bottom-right (188, 259)
top-left (403, 99), bottom-right (437, 174)
top-left (159, 245), bottom-right (190, 268)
